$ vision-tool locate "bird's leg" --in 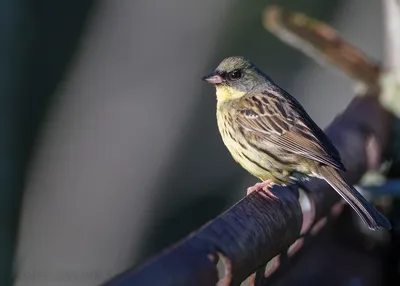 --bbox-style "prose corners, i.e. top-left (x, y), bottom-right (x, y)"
top-left (247, 180), bottom-right (277, 200)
